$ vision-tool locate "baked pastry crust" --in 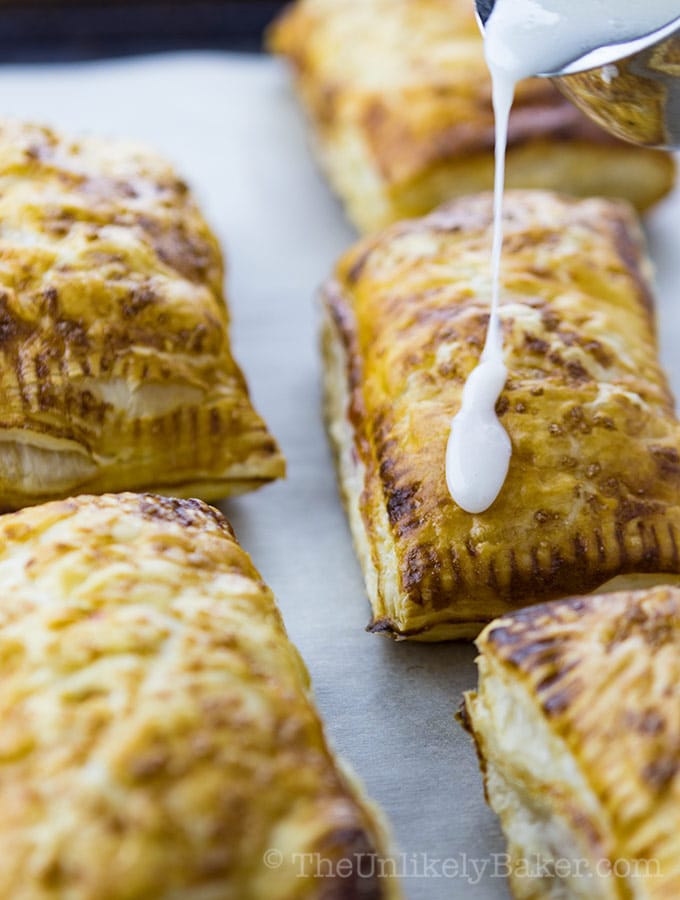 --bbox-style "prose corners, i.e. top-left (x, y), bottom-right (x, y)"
top-left (323, 190), bottom-right (680, 640)
top-left (463, 584), bottom-right (680, 900)
top-left (0, 492), bottom-right (399, 899)
top-left (0, 121), bottom-right (284, 509)
top-left (269, 0), bottom-right (675, 232)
